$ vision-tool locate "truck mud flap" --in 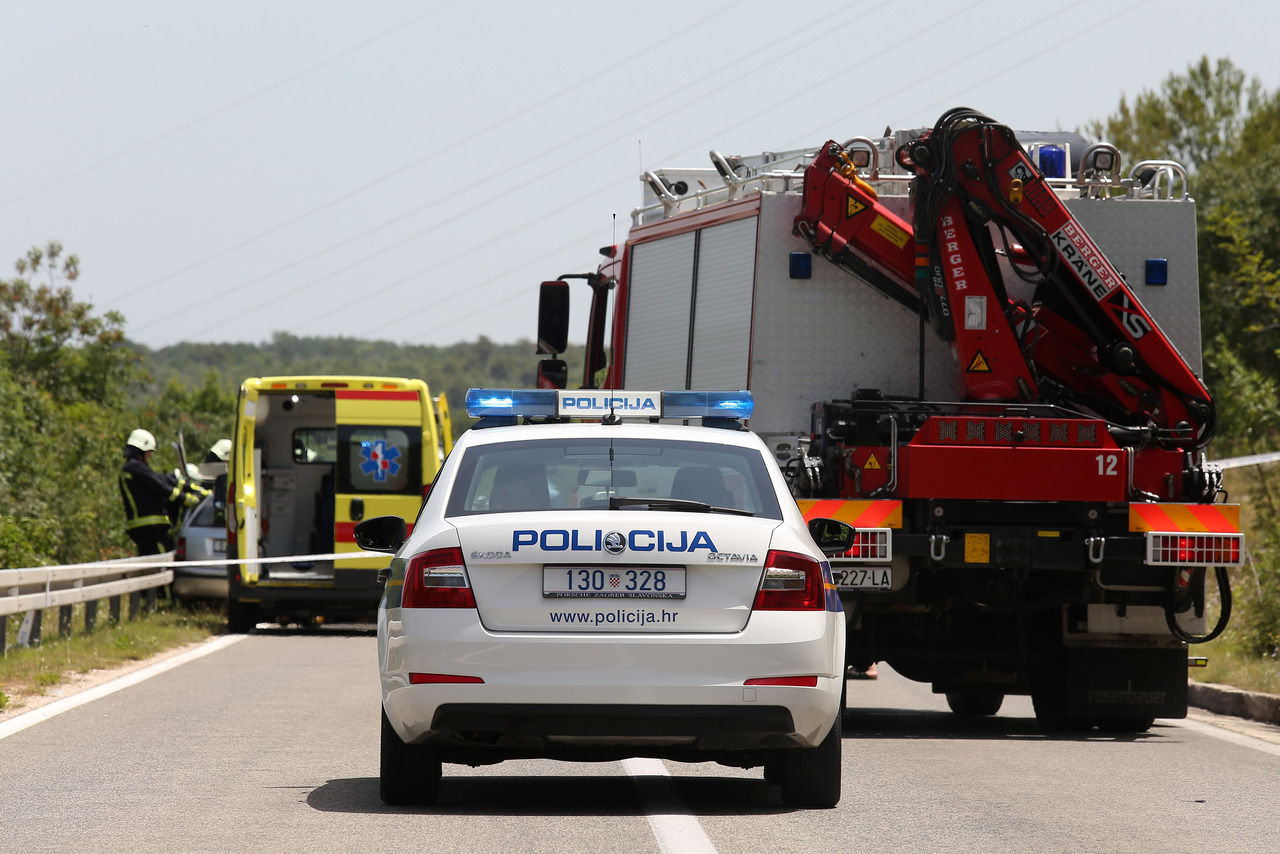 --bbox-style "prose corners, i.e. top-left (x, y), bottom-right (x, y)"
top-left (1062, 647), bottom-right (1187, 719)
